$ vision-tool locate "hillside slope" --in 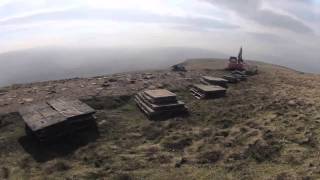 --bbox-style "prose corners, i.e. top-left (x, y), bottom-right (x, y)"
top-left (0, 59), bottom-right (320, 179)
